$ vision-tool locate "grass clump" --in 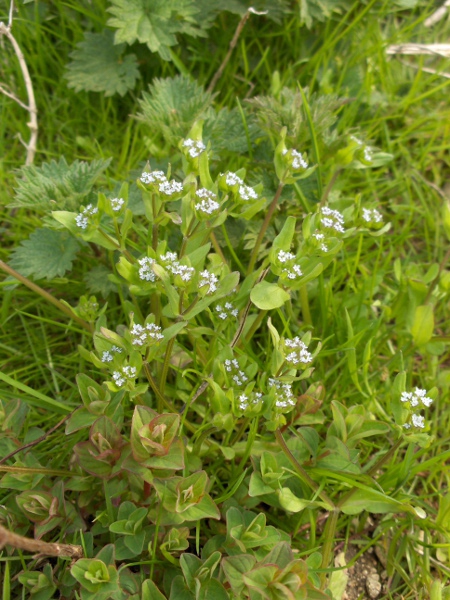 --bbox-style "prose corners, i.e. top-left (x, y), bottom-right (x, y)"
top-left (1, 1), bottom-right (450, 598)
